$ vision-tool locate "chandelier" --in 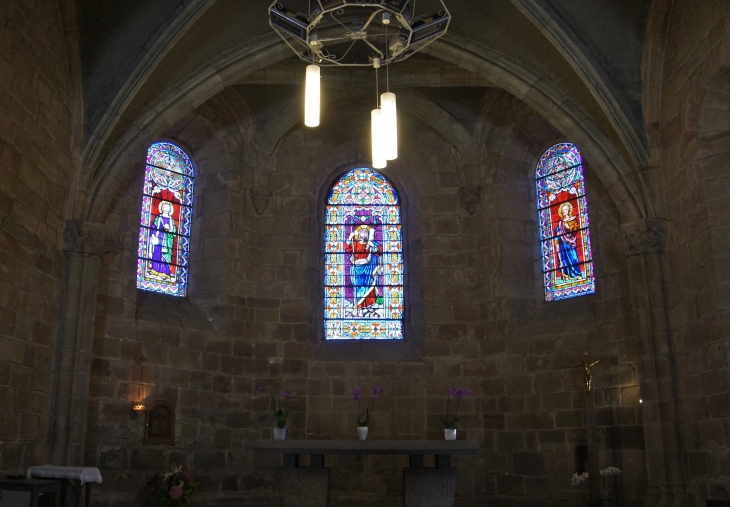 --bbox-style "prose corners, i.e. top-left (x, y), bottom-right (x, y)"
top-left (269, 0), bottom-right (451, 167)
top-left (269, 0), bottom-right (450, 67)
